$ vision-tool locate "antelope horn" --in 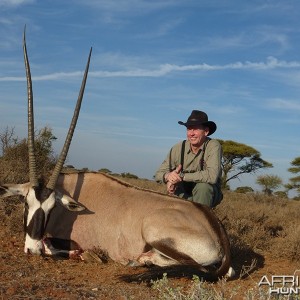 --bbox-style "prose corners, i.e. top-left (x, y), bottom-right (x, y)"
top-left (46, 47), bottom-right (92, 190)
top-left (23, 26), bottom-right (39, 187)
